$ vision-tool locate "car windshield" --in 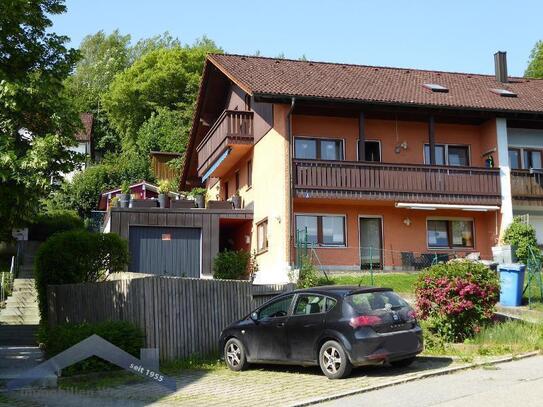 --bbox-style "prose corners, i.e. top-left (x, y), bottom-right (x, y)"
top-left (346, 291), bottom-right (409, 315)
